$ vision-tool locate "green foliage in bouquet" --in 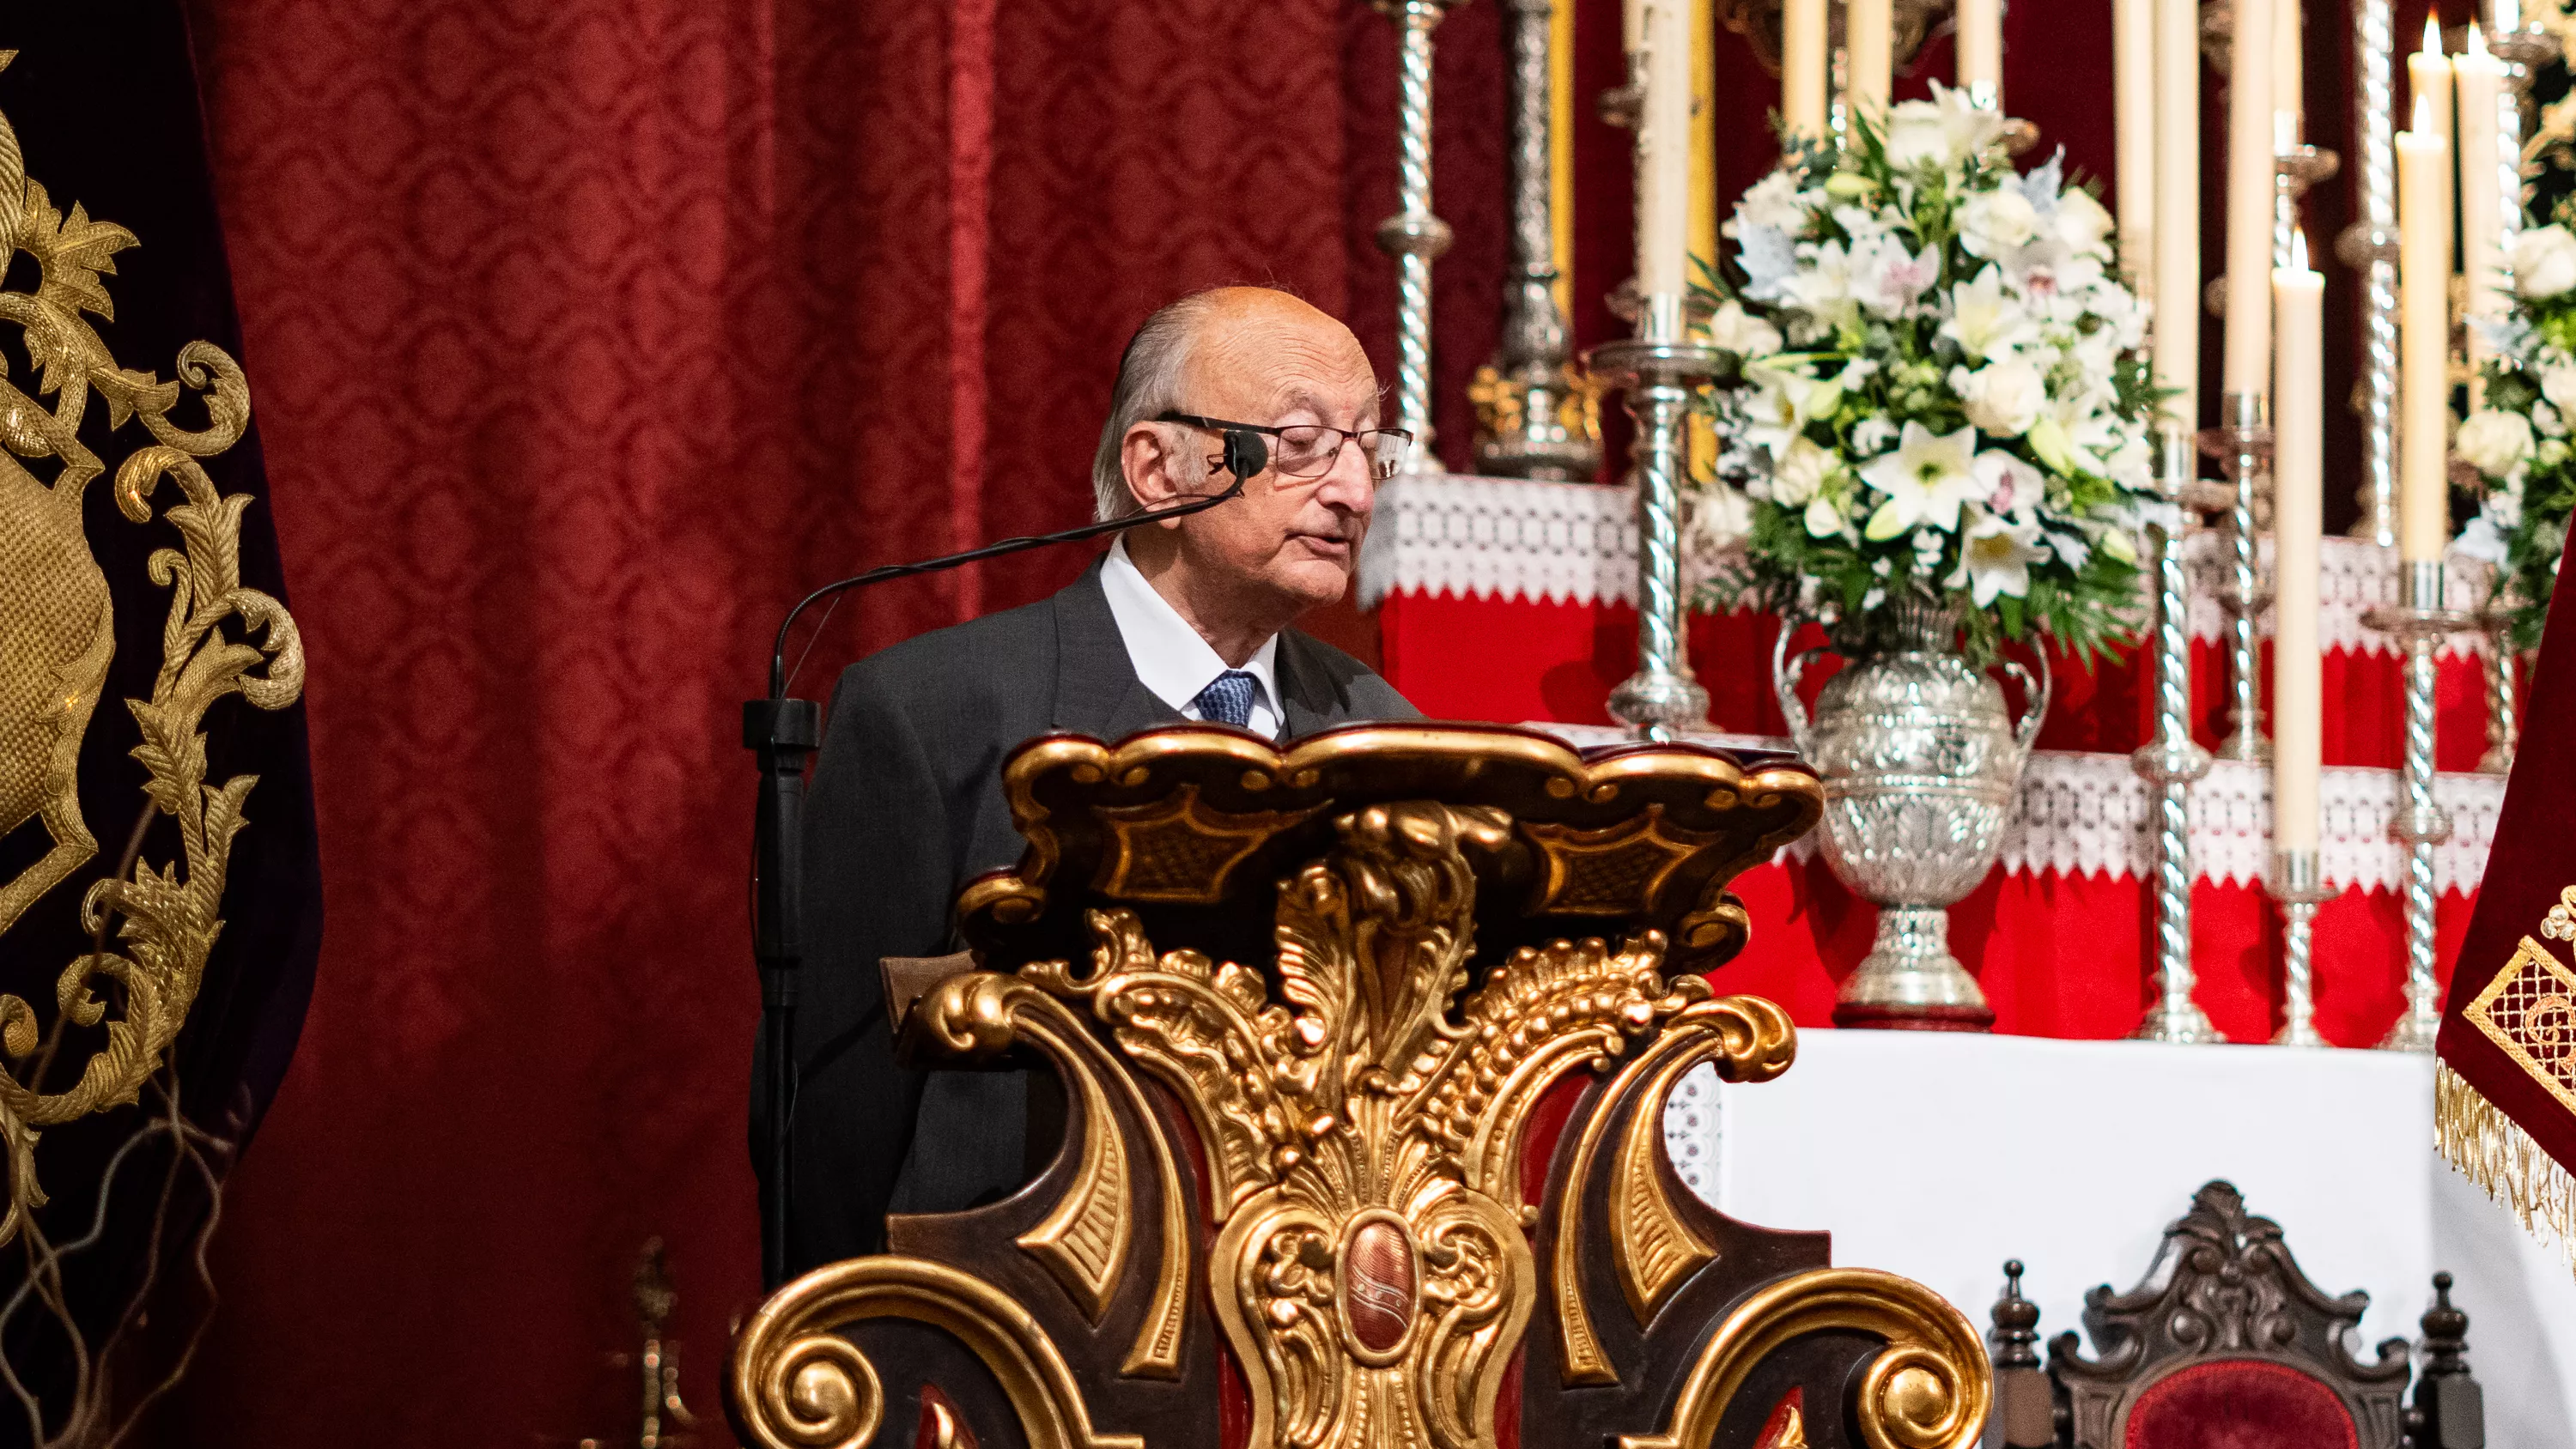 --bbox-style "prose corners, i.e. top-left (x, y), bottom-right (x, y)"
top-left (1686, 88), bottom-right (2157, 664)
top-left (2454, 215), bottom-right (2576, 652)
